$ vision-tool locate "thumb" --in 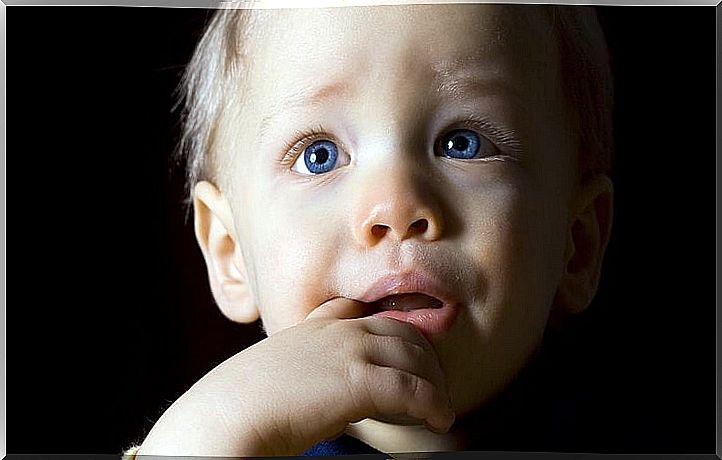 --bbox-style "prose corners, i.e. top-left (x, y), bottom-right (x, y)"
top-left (305, 297), bottom-right (370, 321)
